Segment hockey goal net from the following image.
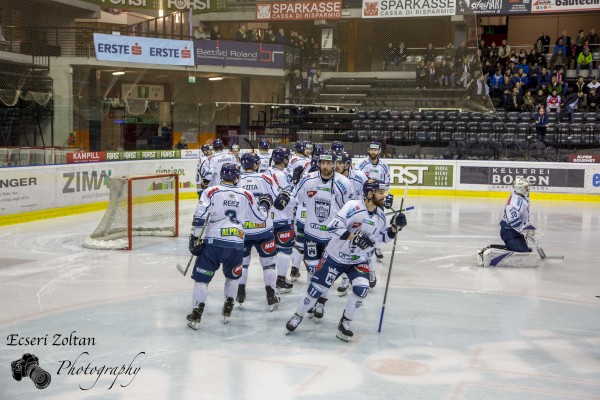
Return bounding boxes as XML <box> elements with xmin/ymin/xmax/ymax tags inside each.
<box><xmin>83</xmin><ymin>174</ymin><xmax>179</xmax><ymax>250</ymax></box>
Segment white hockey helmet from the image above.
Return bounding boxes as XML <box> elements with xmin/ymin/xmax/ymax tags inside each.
<box><xmin>513</xmin><ymin>177</ymin><xmax>530</xmax><ymax>197</ymax></box>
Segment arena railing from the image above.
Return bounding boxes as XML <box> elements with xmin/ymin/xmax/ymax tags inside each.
<box><xmin>0</xmin><ymin>146</ymin><xmax>82</xmax><ymax>167</ymax></box>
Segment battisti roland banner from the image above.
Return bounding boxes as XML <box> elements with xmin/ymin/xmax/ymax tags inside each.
<box><xmin>362</xmin><ymin>0</ymin><xmax>456</xmax><ymax>17</ymax></box>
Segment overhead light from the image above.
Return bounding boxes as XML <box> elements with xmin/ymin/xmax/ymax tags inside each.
<box><xmin>208</xmin><ymin>76</ymin><xmax>223</xmax><ymax>81</ymax></box>
<box><xmin>112</xmin><ymin>71</ymin><xmax>125</xmax><ymax>76</ymax></box>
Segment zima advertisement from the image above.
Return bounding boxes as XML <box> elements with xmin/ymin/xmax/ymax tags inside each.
<box><xmin>362</xmin><ymin>0</ymin><xmax>456</xmax><ymax>17</ymax></box>
<box><xmin>256</xmin><ymin>0</ymin><xmax>343</xmax><ymax>20</ymax></box>
<box><xmin>93</xmin><ymin>34</ymin><xmax>194</xmax><ymax>66</ymax></box>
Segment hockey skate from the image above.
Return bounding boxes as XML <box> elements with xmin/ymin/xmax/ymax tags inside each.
<box><xmin>375</xmin><ymin>248</ymin><xmax>384</xmax><ymax>261</ymax></box>
<box><xmin>290</xmin><ymin>267</ymin><xmax>301</xmax><ymax>282</ymax></box>
<box><xmin>313</xmin><ymin>298</ymin><xmax>327</xmax><ymax>320</ymax></box>
<box><xmin>369</xmin><ymin>271</ymin><xmax>377</xmax><ymax>288</ymax></box>
<box><xmin>236</xmin><ymin>284</ymin><xmax>246</xmax><ymax>305</ymax></box>
<box><xmin>276</xmin><ymin>276</ymin><xmax>293</xmax><ymax>293</ymax></box>
<box><xmin>186</xmin><ymin>303</ymin><xmax>205</xmax><ymax>330</ymax></box>
<box><xmin>222</xmin><ymin>297</ymin><xmax>235</xmax><ymax>323</ymax></box>
<box><xmin>336</xmin><ymin>313</ymin><xmax>354</xmax><ymax>342</ymax></box>
<box><xmin>285</xmin><ymin>313</ymin><xmax>303</xmax><ymax>334</ymax></box>
<box><xmin>266</xmin><ymin>286</ymin><xmax>281</xmax><ymax>311</ymax></box>
<box><xmin>337</xmin><ymin>277</ymin><xmax>350</xmax><ymax>297</ymax></box>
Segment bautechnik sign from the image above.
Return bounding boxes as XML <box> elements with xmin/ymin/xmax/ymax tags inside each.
<box><xmin>82</xmin><ymin>0</ymin><xmax>228</xmax><ymax>13</ymax></box>
<box><xmin>194</xmin><ymin>40</ymin><xmax>285</xmax><ymax>69</ymax></box>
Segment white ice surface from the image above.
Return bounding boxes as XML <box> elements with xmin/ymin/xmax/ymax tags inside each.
<box><xmin>1</xmin><ymin>197</ymin><xmax>599</xmax><ymax>399</ymax></box>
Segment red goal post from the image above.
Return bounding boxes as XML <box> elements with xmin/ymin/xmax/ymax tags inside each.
<box><xmin>83</xmin><ymin>174</ymin><xmax>179</xmax><ymax>250</ymax></box>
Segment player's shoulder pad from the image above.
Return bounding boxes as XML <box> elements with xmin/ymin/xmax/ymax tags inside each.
<box><xmin>345</xmin><ymin>202</ymin><xmax>364</xmax><ymax>219</ymax></box>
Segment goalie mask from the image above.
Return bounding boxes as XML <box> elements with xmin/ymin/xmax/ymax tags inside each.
<box><xmin>513</xmin><ymin>177</ymin><xmax>530</xmax><ymax>197</ymax></box>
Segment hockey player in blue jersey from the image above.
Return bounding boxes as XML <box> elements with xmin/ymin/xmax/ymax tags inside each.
<box><xmin>357</xmin><ymin>141</ymin><xmax>391</xmax><ymax>286</ymax></box>
<box><xmin>275</xmin><ymin>149</ymin><xmax>352</xmax><ymax>320</ymax></box>
<box><xmin>267</xmin><ymin>147</ymin><xmax>297</xmax><ymax>293</ymax></box>
<box><xmin>187</xmin><ymin>163</ymin><xmax>272</xmax><ymax>329</ymax></box>
<box><xmin>258</xmin><ymin>138</ymin><xmax>271</xmax><ymax>173</ymax></box>
<box><xmin>195</xmin><ymin>143</ymin><xmax>213</xmax><ymax>198</ymax></box>
<box><xmin>285</xmin><ymin>179</ymin><xmax>407</xmax><ymax>341</ymax></box>
<box><xmin>237</xmin><ymin>152</ymin><xmax>281</xmax><ymax>311</ymax></box>
<box><xmin>203</xmin><ymin>138</ymin><xmax>239</xmax><ymax>187</ymax></box>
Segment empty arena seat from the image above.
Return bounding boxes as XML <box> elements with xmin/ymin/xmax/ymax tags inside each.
<box><xmin>547</xmin><ymin>112</ymin><xmax>558</xmax><ymax>121</ymax></box>
<box><xmin>379</xmin><ymin>109</ymin><xmax>391</xmax><ymax>119</ymax></box>
<box><xmin>411</xmin><ymin>111</ymin><xmax>424</xmax><ymax>120</ymax></box>
<box><xmin>520</xmin><ymin>112</ymin><xmax>533</xmax><ymax>121</ymax></box>
<box><xmin>435</xmin><ymin>110</ymin><xmax>447</xmax><ymax>120</ymax></box>
<box><xmin>367</xmin><ymin>110</ymin><xmax>379</xmax><ymax>119</ymax></box>
<box><xmin>495</xmin><ymin>111</ymin><xmax>507</xmax><ymax>120</ymax></box>
<box><xmin>459</xmin><ymin>111</ymin><xmax>471</xmax><ymax>121</ymax></box>
<box><xmin>352</xmin><ymin>119</ymin><xmax>362</xmax><ymax>128</ymax></box>
<box><xmin>401</xmin><ymin>110</ymin><xmax>412</xmax><ymax>120</ymax></box>
<box><xmin>440</xmin><ymin>131</ymin><xmax>452</xmax><ymax>141</ymax></box>
<box><xmin>470</xmin><ymin>112</ymin><xmax>483</xmax><ymax>120</ymax></box>
<box><xmin>356</xmin><ymin>110</ymin><xmax>367</xmax><ymax>119</ymax></box>
<box><xmin>447</xmin><ymin>110</ymin><xmax>459</xmax><ymax>120</ymax></box>
<box><xmin>390</xmin><ymin>110</ymin><xmax>401</xmax><ymax>120</ymax></box>
<box><xmin>584</xmin><ymin>112</ymin><xmax>598</xmax><ymax>122</ymax></box>
<box><xmin>416</xmin><ymin>131</ymin><xmax>428</xmax><ymax>141</ymax></box>
<box><xmin>572</xmin><ymin>112</ymin><xmax>584</xmax><ymax>123</ymax></box>
<box><xmin>506</xmin><ymin>112</ymin><xmax>520</xmax><ymax>121</ymax></box>
<box><xmin>423</xmin><ymin>110</ymin><xmax>436</xmax><ymax>120</ymax></box>
<box><xmin>505</xmin><ymin>122</ymin><xmax>518</xmax><ymax>133</ymax></box>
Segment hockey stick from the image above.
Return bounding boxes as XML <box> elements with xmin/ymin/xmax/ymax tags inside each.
<box><xmin>176</xmin><ymin>204</ymin><xmax>214</xmax><ymax>276</ymax></box>
<box><xmin>378</xmin><ymin>183</ymin><xmax>408</xmax><ymax>333</ymax></box>
<box><xmin>242</xmin><ymin>137</ymin><xmax>255</xmax><ymax>153</ymax></box>
<box><xmin>526</xmin><ymin>235</ymin><xmax>564</xmax><ymax>260</ymax></box>
<box><xmin>385</xmin><ymin>206</ymin><xmax>415</xmax><ymax>215</ymax></box>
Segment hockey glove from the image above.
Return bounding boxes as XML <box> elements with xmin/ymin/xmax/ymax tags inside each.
<box><xmin>258</xmin><ymin>194</ymin><xmax>273</xmax><ymax>212</ymax></box>
<box><xmin>292</xmin><ymin>166</ymin><xmax>304</xmax><ymax>185</ymax></box>
<box><xmin>274</xmin><ymin>191</ymin><xmax>291</xmax><ymax>211</ymax></box>
<box><xmin>522</xmin><ymin>224</ymin><xmax>536</xmax><ymax>238</ymax></box>
<box><xmin>351</xmin><ymin>231</ymin><xmax>375</xmax><ymax>250</ymax></box>
<box><xmin>391</xmin><ymin>212</ymin><xmax>407</xmax><ymax>231</ymax></box>
<box><xmin>201</xmin><ymin>179</ymin><xmax>210</xmax><ymax>189</ymax></box>
<box><xmin>384</xmin><ymin>194</ymin><xmax>394</xmax><ymax>209</ymax></box>
<box><xmin>189</xmin><ymin>234</ymin><xmax>204</xmax><ymax>256</ymax></box>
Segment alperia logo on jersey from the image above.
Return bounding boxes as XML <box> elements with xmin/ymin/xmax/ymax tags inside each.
<box><xmin>221</xmin><ymin>227</ymin><xmax>244</xmax><ymax>239</ymax></box>
<box><xmin>243</xmin><ymin>221</ymin><xmax>267</xmax><ymax>229</ymax></box>
<box><xmin>194</xmin><ymin>267</ymin><xmax>214</xmax><ymax>276</ymax></box>
<box><xmin>362</xmin><ymin>219</ymin><xmax>375</xmax><ymax>226</ymax></box>
<box><xmin>338</xmin><ymin>252</ymin><xmax>360</xmax><ymax>261</ymax></box>
<box><xmin>310</xmin><ymin>223</ymin><xmax>329</xmax><ymax>231</ymax></box>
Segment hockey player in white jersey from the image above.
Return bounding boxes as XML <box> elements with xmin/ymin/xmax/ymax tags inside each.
<box><xmin>477</xmin><ymin>177</ymin><xmax>539</xmax><ymax>267</ymax></box>
<box><xmin>287</xmin><ymin>140</ymin><xmax>313</xmax><ymax>282</ymax></box>
<box><xmin>237</xmin><ymin>152</ymin><xmax>281</xmax><ymax>311</ymax></box>
<box><xmin>268</xmin><ymin>147</ymin><xmax>298</xmax><ymax>293</ymax></box>
<box><xmin>195</xmin><ymin>144</ymin><xmax>213</xmax><ymax>198</ymax></box>
<box><xmin>229</xmin><ymin>143</ymin><xmax>241</xmax><ymax>164</ymax></box>
<box><xmin>203</xmin><ymin>138</ymin><xmax>239</xmax><ymax>188</ymax></box>
<box><xmin>357</xmin><ymin>141</ymin><xmax>391</xmax><ymax>286</ymax></box>
<box><xmin>257</xmin><ymin>138</ymin><xmax>272</xmax><ymax>173</ymax></box>
<box><xmin>186</xmin><ymin>163</ymin><xmax>272</xmax><ymax>329</ymax></box>
<box><xmin>275</xmin><ymin>149</ymin><xmax>352</xmax><ymax>320</ymax></box>
<box><xmin>285</xmin><ymin>179</ymin><xmax>407</xmax><ymax>341</ymax></box>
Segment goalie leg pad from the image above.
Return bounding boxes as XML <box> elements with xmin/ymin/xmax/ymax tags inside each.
<box><xmin>482</xmin><ymin>248</ymin><xmax>541</xmax><ymax>268</ymax></box>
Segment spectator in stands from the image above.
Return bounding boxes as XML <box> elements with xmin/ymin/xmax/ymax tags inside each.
<box><xmin>575</xmin><ymin>30</ymin><xmax>587</xmax><ymax>58</ymax></box>
<box><xmin>289</xmin><ymin>69</ymin><xmax>305</xmax><ymax>100</ymax></box>
<box><xmin>586</xmin><ymin>28</ymin><xmax>597</xmax><ymax>48</ymax></box>
<box><xmin>439</xmin><ymin>59</ymin><xmax>453</xmax><ymax>87</ymax></box>
<box><xmin>513</xmin><ymin>68</ymin><xmax>529</xmax><ymax>88</ymax></box>
<box><xmin>490</xmin><ymin>68</ymin><xmax>504</xmax><ymax>96</ymax></box>
<box><xmin>546</xmin><ymin>90</ymin><xmax>561</xmax><ymax>113</ymax></box>
<box><xmin>521</xmin><ymin>90</ymin><xmax>535</xmax><ymax>111</ymax></box>
<box><xmin>444</xmin><ymin>42</ymin><xmax>456</xmax><ymax>61</ymax></box>
<box><xmin>174</xmin><ymin>137</ymin><xmax>188</xmax><ymax>150</ymax></box>
<box><xmin>396</xmin><ymin>42</ymin><xmax>408</xmax><ymax>66</ymax></box>
<box><xmin>455</xmin><ymin>41</ymin><xmax>468</xmax><ymax>64</ymax></box>
<box><xmin>587</xmin><ymin>88</ymin><xmax>599</xmax><ymax>111</ymax></box>
<box><xmin>577</xmin><ymin>48</ymin><xmax>594</xmax><ymax>76</ymax></box>
<box><xmin>466</xmin><ymin>73</ymin><xmax>489</xmax><ymax>103</ymax></box>
<box><xmin>559</xmin><ymin>91</ymin><xmax>585</xmax><ymax>122</ymax></box>
<box><xmin>482</xmin><ymin>59</ymin><xmax>493</xmax><ymax>78</ymax></box>
<box><xmin>194</xmin><ymin>27</ymin><xmax>207</xmax><ymax>40</ymax></box>
<box><xmin>538</xmin><ymin>32</ymin><xmax>551</xmax><ymax>53</ymax></box>
<box><xmin>550</xmin><ymin>48</ymin><xmax>567</xmax><ymax>71</ymax></box>
<box><xmin>534</xmin><ymin>88</ymin><xmax>547</xmax><ymax>109</ymax></box>
<box><xmin>448</xmin><ymin>60</ymin><xmax>458</xmax><ymax>88</ymax></box>
<box><xmin>235</xmin><ymin>24</ymin><xmax>247</xmax><ymax>41</ymax></box>
<box><xmin>574</xmin><ymin>76</ymin><xmax>589</xmax><ymax>95</ymax></box>
<box><xmin>588</xmin><ymin>76</ymin><xmax>600</xmax><ymax>92</ymax></box>
<box><xmin>533</xmin><ymin>39</ymin><xmax>545</xmax><ymax>55</ymax></box>
<box><xmin>427</xmin><ymin>61</ymin><xmax>438</xmax><ymax>87</ymax></box>
<box><xmin>529</xmin><ymin>60</ymin><xmax>540</xmax><ymax>88</ymax></box>
<box><xmin>517</xmin><ymin>58</ymin><xmax>529</xmax><ymax>75</ymax></box>
<box><xmin>416</xmin><ymin>60</ymin><xmax>428</xmax><ymax>89</ymax></box>
<box><xmin>534</xmin><ymin>106</ymin><xmax>549</xmax><ymax>142</ymax></box>
<box><xmin>504</xmin><ymin>86</ymin><xmax>522</xmax><ymax>111</ymax></box>
<box><xmin>553</xmin><ymin>38</ymin><xmax>567</xmax><ymax>56</ymax></box>
<box><xmin>555</xmin><ymin>67</ymin><xmax>569</xmax><ymax>93</ymax></box>
<box><xmin>210</xmin><ymin>25</ymin><xmax>223</xmax><ymax>40</ymax></box>
<box><xmin>537</xmin><ymin>66</ymin><xmax>551</xmax><ymax>90</ymax></box>
<box><xmin>264</xmin><ymin>29</ymin><xmax>276</xmax><ymax>43</ymax></box>
<box><xmin>498</xmin><ymin>39</ymin><xmax>511</xmax><ymax>64</ymax></box>
<box><xmin>489</xmin><ymin>41</ymin><xmax>499</xmax><ymax>57</ymax></box>
<box><xmin>276</xmin><ymin>28</ymin><xmax>286</xmax><ymax>44</ymax></box>
<box><xmin>424</xmin><ymin>43</ymin><xmax>436</xmax><ymax>63</ymax></box>
<box><xmin>499</xmin><ymin>76</ymin><xmax>514</xmax><ymax>107</ymax></box>
<box><xmin>458</xmin><ymin>57</ymin><xmax>471</xmax><ymax>88</ymax></box>
<box><xmin>383</xmin><ymin>42</ymin><xmax>397</xmax><ymax>71</ymax></box>
<box><xmin>527</xmin><ymin>49</ymin><xmax>538</xmax><ymax>65</ymax></box>
<box><xmin>548</xmin><ymin>75</ymin><xmax>564</xmax><ymax>95</ymax></box>
<box><xmin>308</xmin><ymin>68</ymin><xmax>323</xmax><ymax>94</ymax></box>
<box><xmin>479</xmin><ymin>39</ymin><xmax>488</xmax><ymax>56</ymax></box>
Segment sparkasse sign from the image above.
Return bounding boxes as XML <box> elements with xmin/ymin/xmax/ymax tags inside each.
<box><xmin>256</xmin><ymin>0</ymin><xmax>342</xmax><ymax>20</ymax></box>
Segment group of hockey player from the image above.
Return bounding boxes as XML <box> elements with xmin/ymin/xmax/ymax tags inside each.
<box><xmin>187</xmin><ymin>137</ymin><xmax>407</xmax><ymax>341</ymax></box>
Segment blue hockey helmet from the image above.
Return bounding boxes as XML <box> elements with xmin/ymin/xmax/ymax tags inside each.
<box><xmin>363</xmin><ymin>178</ymin><xmax>389</xmax><ymax>198</ymax></box>
<box><xmin>240</xmin><ymin>152</ymin><xmax>259</xmax><ymax>170</ymax></box>
<box><xmin>312</xmin><ymin>143</ymin><xmax>324</xmax><ymax>157</ymax></box>
<box><xmin>330</xmin><ymin>141</ymin><xmax>344</xmax><ymax>155</ymax></box>
<box><xmin>369</xmin><ymin>141</ymin><xmax>381</xmax><ymax>151</ymax></box>
<box><xmin>220</xmin><ymin>163</ymin><xmax>241</xmax><ymax>183</ymax></box>
<box><xmin>201</xmin><ymin>144</ymin><xmax>213</xmax><ymax>154</ymax></box>
<box><xmin>258</xmin><ymin>138</ymin><xmax>270</xmax><ymax>150</ymax></box>
<box><xmin>213</xmin><ymin>138</ymin><xmax>224</xmax><ymax>150</ymax></box>
<box><xmin>294</xmin><ymin>140</ymin><xmax>305</xmax><ymax>153</ymax></box>
<box><xmin>271</xmin><ymin>147</ymin><xmax>289</xmax><ymax>164</ymax></box>
<box><xmin>338</xmin><ymin>151</ymin><xmax>352</xmax><ymax>165</ymax></box>
<box><xmin>319</xmin><ymin>149</ymin><xmax>338</xmax><ymax>163</ymax></box>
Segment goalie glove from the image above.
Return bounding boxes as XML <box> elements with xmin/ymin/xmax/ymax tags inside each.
<box><xmin>188</xmin><ymin>234</ymin><xmax>204</xmax><ymax>256</ymax></box>
<box><xmin>391</xmin><ymin>212</ymin><xmax>407</xmax><ymax>231</ymax></box>
<box><xmin>258</xmin><ymin>194</ymin><xmax>273</xmax><ymax>212</ymax></box>
<box><xmin>292</xmin><ymin>166</ymin><xmax>304</xmax><ymax>185</ymax></box>
<box><xmin>522</xmin><ymin>224</ymin><xmax>536</xmax><ymax>238</ymax></box>
<box><xmin>351</xmin><ymin>231</ymin><xmax>375</xmax><ymax>250</ymax></box>
<box><xmin>274</xmin><ymin>191</ymin><xmax>291</xmax><ymax>211</ymax></box>
<box><xmin>384</xmin><ymin>194</ymin><xmax>394</xmax><ymax>209</ymax></box>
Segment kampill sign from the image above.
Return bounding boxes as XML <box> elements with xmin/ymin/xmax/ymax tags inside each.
<box><xmin>194</xmin><ymin>40</ymin><xmax>284</xmax><ymax>68</ymax></box>
<box><xmin>256</xmin><ymin>0</ymin><xmax>343</xmax><ymax>20</ymax></box>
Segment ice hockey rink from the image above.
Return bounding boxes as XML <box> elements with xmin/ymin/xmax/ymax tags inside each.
<box><xmin>1</xmin><ymin>196</ymin><xmax>599</xmax><ymax>400</ymax></box>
